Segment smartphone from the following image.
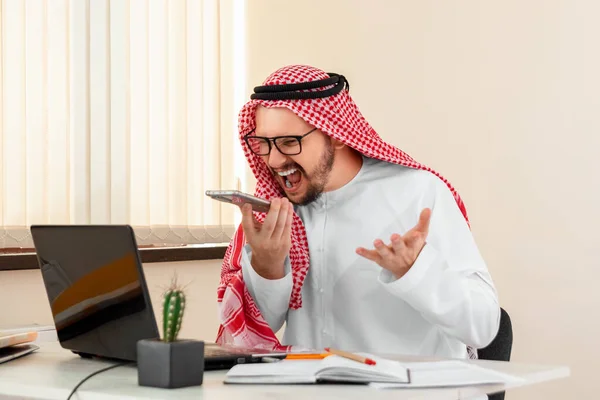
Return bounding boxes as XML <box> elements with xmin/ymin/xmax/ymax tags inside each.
<box><xmin>205</xmin><ymin>190</ymin><xmax>271</xmax><ymax>213</ymax></box>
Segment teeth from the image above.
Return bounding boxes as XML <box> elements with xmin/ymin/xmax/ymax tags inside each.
<box><xmin>285</xmin><ymin>180</ymin><xmax>292</xmax><ymax>188</ymax></box>
<box><xmin>277</xmin><ymin>168</ymin><xmax>297</xmax><ymax>177</ymax></box>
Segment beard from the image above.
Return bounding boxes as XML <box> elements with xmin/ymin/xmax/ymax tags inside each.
<box><xmin>290</xmin><ymin>140</ymin><xmax>335</xmax><ymax>206</ymax></box>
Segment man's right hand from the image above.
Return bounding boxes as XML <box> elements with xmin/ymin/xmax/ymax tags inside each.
<box><xmin>240</xmin><ymin>197</ymin><xmax>293</xmax><ymax>280</ymax></box>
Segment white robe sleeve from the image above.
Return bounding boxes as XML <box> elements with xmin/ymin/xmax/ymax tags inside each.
<box><xmin>378</xmin><ymin>176</ymin><xmax>501</xmax><ymax>349</ymax></box>
<box><xmin>240</xmin><ymin>244</ymin><xmax>293</xmax><ymax>333</ymax></box>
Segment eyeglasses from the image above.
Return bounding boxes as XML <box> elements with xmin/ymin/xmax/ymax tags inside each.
<box><xmin>244</xmin><ymin>128</ymin><xmax>317</xmax><ymax>156</ymax></box>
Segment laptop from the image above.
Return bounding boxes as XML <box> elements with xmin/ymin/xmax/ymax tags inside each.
<box><xmin>30</xmin><ymin>225</ymin><xmax>280</xmax><ymax>370</ymax></box>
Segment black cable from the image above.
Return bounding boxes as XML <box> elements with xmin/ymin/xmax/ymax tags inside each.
<box><xmin>66</xmin><ymin>361</ymin><xmax>134</xmax><ymax>400</ymax></box>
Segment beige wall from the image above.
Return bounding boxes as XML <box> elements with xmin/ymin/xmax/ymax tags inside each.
<box><xmin>0</xmin><ymin>260</ymin><xmax>223</xmax><ymax>343</ymax></box>
<box><xmin>245</xmin><ymin>0</ymin><xmax>599</xmax><ymax>398</ymax></box>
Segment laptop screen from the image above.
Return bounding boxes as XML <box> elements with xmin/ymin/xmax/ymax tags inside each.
<box><xmin>31</xmin><ymin>225</ymin><xmax>159</xmax><ymax>361</ymax></box>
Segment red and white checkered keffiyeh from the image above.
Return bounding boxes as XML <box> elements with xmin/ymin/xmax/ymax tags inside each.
<box><xmin>216</xmin><ymin>65</ymin><xmax>476</xmax><ymax>358</ymax></box>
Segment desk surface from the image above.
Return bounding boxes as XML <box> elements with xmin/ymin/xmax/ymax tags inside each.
<box><xmin>0</xmin><ymin>342</ymin><xmax>569</xmax><ymax>400</ymax></box>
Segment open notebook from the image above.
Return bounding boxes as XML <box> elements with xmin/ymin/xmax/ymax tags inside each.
<box><xmin>0</xmin><ymin>332</ymin><xmax>38</xmax><ymax>350</ymax></box>
<box><xmin>0</xmin><ymin>332</ymin><xmax>39</xmax><ymax>365</ymax></box>
<box><xmin>225</xmin><ymin>354</ymin><xmax>523</xmax><ymax>387</ymax></box>
<box><xmin>225</xmin><ymin>354</ymin><xmax>410</xmax><ymax>384</ymax></box>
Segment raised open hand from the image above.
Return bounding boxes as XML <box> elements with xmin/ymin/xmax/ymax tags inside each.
<box><xmin>356</xmin><ymin>208</ymin><xmax>432</xmax><ymax>279</ymax></box>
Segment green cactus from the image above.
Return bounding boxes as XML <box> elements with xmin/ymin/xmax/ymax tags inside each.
<box><xmin>162</xmin><ymin>278</ymin><xmax>186</xmax><ymax>342</ymax></box>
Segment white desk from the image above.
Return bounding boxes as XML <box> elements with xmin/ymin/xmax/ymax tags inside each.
<box><xmin>0</xmin><ymin>342</ymin><xmax>569</xmax><ymax>400</ymax></box>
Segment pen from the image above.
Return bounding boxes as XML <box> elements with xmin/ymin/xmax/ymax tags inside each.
<box><xmin>324</xmin><ymin>347</ymin><xmax>377</xmax><ymax>366</ymax></box>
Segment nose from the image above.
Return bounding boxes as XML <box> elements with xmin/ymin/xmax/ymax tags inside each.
<box><xmin>266</xmin><ymin>146</ymin><xmax>288</xmax><ymax>169</ymax></box>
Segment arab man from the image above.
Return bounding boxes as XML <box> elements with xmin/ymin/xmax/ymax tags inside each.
<box><xmin>216</xmin><ymin>65</ymin><xmax>500</xmax><ymax>360</ymax></box>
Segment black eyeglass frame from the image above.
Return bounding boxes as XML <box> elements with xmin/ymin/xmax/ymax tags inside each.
<box><xmin>243</xmin><ymin>127</ymin><xmax>317</xmax><ymax>156</ymax></box>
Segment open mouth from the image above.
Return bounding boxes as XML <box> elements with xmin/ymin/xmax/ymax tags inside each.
<box><xmin>277</xmin><ymin>167</ymin><xmax>303</xmax><ymax>192</ymax></box>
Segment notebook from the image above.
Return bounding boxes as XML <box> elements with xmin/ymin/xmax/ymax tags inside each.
<box><xmin>0</xmin><ymin>332</ymin><xmax>40</xmax><ymax>364</ymax></box>
<box><xmin>0</xmin><ymin>324</ymin><xmax>57</xmax><ymax>343</ymax></box>
<box><xmin>369</xmin><ymin>360</ymin><xmax>524</xmax><ymax>389</ymax></box>
<box><xmin>0</xmin><ymin>344</ymin><xmax>39</xmax><ymax>364</ymax></box>
<box><xmin>224</xmin><ymin>354</ymin><xmax>411</xmax><ymax>384</ymax></box>
<box><xmin>0</xmin><ymin>332</ymin><xmax>38</xmax><ymax>350</ymax></box>
<box><xmin>225</xmin><ymin>354</ymin><xmax>523</xmax><ymax>388</ymax></box>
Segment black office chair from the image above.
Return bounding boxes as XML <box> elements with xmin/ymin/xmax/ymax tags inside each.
<box><xmin>477</xmin><ymin>307</ymin><xmax>513</xmax><ymax>400</ymax></box>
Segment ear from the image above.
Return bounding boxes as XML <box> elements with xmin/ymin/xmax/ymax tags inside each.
<box><xmin>330</xmin><ymin>137</ymin><xmax>346</xmax><ymax>150</ymax></box>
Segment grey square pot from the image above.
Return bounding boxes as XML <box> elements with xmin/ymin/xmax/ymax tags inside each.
<box><xmin>137</xmin><ymin>338</ymin><xmax>204</xmax><ymax>388</ymax></box>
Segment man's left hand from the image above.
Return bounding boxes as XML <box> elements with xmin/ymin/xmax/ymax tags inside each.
<box><xmin>356</xmin><ymin>208</ymin><xmax>432</xmax><ymax>279</ymax></box>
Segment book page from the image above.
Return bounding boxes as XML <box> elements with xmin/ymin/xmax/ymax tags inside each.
<box><xmin>369</xmin><ymin>361</ymin><xmax>524</xmax><ymax>389</ymax></box>
<box><xmin>225</xmin><ymin>359</ymin><xmax>323</xmax><ymax>383</ymax></box>
<box><xmin>318</xmin><ymin>354</ymin><xmax>410</xmax><ymax>382</ymax></box>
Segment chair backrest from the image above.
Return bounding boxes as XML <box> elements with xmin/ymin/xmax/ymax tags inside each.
<box><xmin>478</xmin><ymin>307</ymin><xmax>513</xmax><ymax>362</ymax></box>
<box><xmin>477</xmin><ymin>307</ymin><xmax>513</xmax><ymax>400</ymax></box>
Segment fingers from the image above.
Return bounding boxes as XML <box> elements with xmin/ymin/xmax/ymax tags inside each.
<box><xmin>356</xmin><ymin>208</ymin><xmax>431</xmax><ymax>272</ymax></box>
<box><xmin>414</xmin><ymin>208</ymin><xmax>432</xmax><ymax>234</ymax></box>
<box><xmin>357</xmin><ymin>236</ymin><xmax>403</xmax><ymax>264</ymax></box>
<box><xmin>355</xmin><ymin>247</ymin><xmax>382</xmax><ymax>264</ymax></box>
<box><xmin>390</xmin><ymin>233</ymin><xmax>406</xmax><ymax>254</ymax></box>
<box><xmin>373</xmin><ymin>239</ymin><xmax>395</xmax><ymax>264</ymax></box>
<box><xmin>282</xmin><ymin>205</ymin><xmax>293</xmax><ymax>240</ymax></box>
<box><xmin>240</xmin><ymin>204</ymin><xmax>256</xmax><ymax>237</ymax></box>
<box><xmin>241</xmin><ymin>197</ymin><xmax>295</xmax><ymax>242</ymax></box>
<box><xmin>261</xmin><ymin>198</ymin><xmax>282</xmax><ymax>236</ymax></box>
<box><xmin>271</xmin><ymin>198</ymin><xmax>290</xmax><ymax>239</ymax></box>
<box><xmin>357</xmin><ymin>239</ymin><xmax>393</xmax><ymax>265</ymax></box>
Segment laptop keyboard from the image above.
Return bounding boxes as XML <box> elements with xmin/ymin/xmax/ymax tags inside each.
<box><xmin>204</xmin><ymin>344</ymin><xmax>258</xmax><ymax>357</ymax></box>
<box><xmin>205</xmin><ymin>347</ymin><xmax>244</xmax><ymax>356</ymax></box>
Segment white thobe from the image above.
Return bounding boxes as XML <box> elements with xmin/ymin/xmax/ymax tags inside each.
<box><xmin>241</xmin><ymin>155</ymin><xmax>500</xmax><ymax>359</ymax></box>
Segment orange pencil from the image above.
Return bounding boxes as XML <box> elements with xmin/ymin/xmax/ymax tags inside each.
<box><xmin>285</xmin><ymin>353</ymin><xmax>331</xmax><ymax>360</ymax></box>
<box><xmin>324</xmin><ymin>347</ymin><xmax>377</xmax><ymax>366</ymax></box>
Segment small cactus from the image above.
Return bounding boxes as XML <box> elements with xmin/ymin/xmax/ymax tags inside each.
<box><xmin>162</xmin><ymin>276</ymin><xmax>186</xmax><ymax>342</ymax></box>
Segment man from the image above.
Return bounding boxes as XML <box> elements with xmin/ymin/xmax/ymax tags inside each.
<box><xmin>217</xmin><ymin>65</ymin><xmax>500</xmax><ymax>360</ymax></box>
